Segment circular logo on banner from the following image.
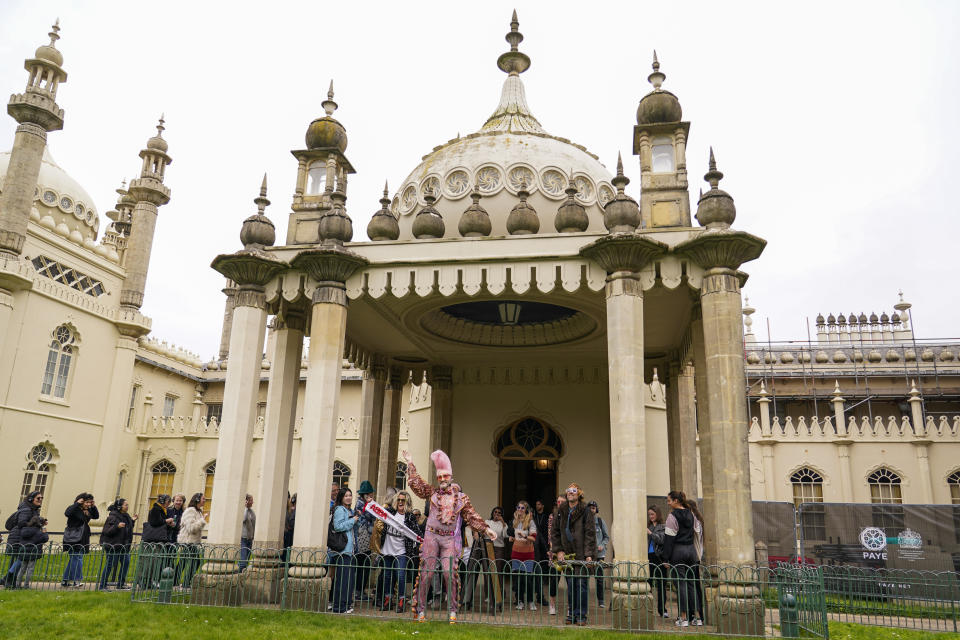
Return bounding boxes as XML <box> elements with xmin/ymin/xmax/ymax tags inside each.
<box><xmin>859</xmin><ymin>527</ymin><xmax>887</xmax><ymax>552</ymax></box>
<box><xmin>898</xmin><ymin>529</ymin><xmax>923</xmax><ymax>549</ymax></box>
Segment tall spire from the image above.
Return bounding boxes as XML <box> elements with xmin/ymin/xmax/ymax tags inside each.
<box><xmin>483</xmin><ymin>10</ymin><xmax>544</xmax><ymax>133</ymax></box>
<box><xmin>322</xmin><ymin>79</ymin><xmax>338</xmax><ymax>117</ymax></box>
<box><xmin>648</xmin><ymin>50</ymin><xmax>665</xmax><ymax>90</ymax></box>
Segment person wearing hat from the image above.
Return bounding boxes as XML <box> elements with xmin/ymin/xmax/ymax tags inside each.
<box><xmin>587</xmin><ymin>501</ymin><xmax>610</xmax><ymax>608</ymax></box>
<box><xmin>353</xmin><ymin>480</ymin><xmax>376</xmax><ymax>602</ymax></box>
<box><xmin>401</xmin><ymin>449</ymin><xmax>497</xmax><ymax>624</ymax></box>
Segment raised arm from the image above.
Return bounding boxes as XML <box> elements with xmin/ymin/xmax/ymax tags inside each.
<box><xmin>405</xmin><ymin>461</ymin><xmax>435</xmax><ymax>501</ymax></box>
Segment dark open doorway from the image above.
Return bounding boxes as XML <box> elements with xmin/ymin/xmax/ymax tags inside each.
<box><xmin>495</xmin><ymin>417</ymin><xmax>563</xmax><ymax>513</ymax></box>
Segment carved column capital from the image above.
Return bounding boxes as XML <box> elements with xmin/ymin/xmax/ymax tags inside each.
<box><xmin>675</xmin><ymin>229</ymin><xmax>766</xmax><ymax>272</ymax></box>
<box><xmin>290</xmin><ymin>245</ymin><xmax>368</xmax><ymax>285</ymax></box>
<box><xmin>275</xmin><ymin>305</ymin><xmax>307</xmax><ymax>332</ymax></box>
<box><xmin>388</xmin><ymin>365</ymin><xmax>406</xmax><ymax>390</ymax></box>
<box><xmin>428</xmin><ymin>365</ymin><xmax>453</xmax><ymax>390</ymax></box>
<box><xmin>234</xmin><ymin>286</ymin><xmax>267</xmax><ymax>310</ymax></box>
<box><xmin>580</xmin><ymin>233</ymin><xmax>667</xmax><ymax>275</ymax></box>
<box><xmin>311</xmin><ymin>282</ymin><xmax>347</xmax><ymax>307</ymax></box>
<box><xmin>211</xmin><ymin>249</ymin><xmax>288</xmax><ymax>288</ymax></box>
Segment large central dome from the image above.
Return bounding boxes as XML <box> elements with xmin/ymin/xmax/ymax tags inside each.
<box><xmin>391</xmin><ymin>15</ymin><xmax>613</xmax><ymax>241</ymax></box>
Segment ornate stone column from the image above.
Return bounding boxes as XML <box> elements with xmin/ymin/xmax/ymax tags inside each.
<box><xmin>290</xmin><ymin>247</ymin><xmax>367</xmax><ymax>549</ymax></box>
<box><xmin>666</xmin><ymin>360</ymin><xmax>699</xmax><ymax>498</ymax></box>
<box><xmin>581</xmin><ymin>234</ymin><xmax>666</xmax><ymax>610</ymax></box>
<box><xmin>376</xmin><ymin>366</ymin><xmax>405</xmax><ymax>503</ymax></box>
<box><xmin>690</xmin><ymin>307</ymin><xmax>716</xmax><ymax>556</ymax></box>
<box><xmin>356</xmin><ymin>355</ymin><xmax>387</xmax><ymax>488</ymax></box>
<box><xmin>218</xmin><ymin>279</ymin><xmax>238</xmax><ymax>361</ymax></box>
<box><xmin>206</xmin><ymin>249</ymin><xmax>287</xmax><ymax>545</ymax></box>
<box><xmin>255</xmin><ymin>309</ymin><xmax>305</xmax><ymax>549</ymax></box>
<box><xmin>427</xmin><ymin>365</ymin><xmax>453</xmax><ymax>475</ymax></box>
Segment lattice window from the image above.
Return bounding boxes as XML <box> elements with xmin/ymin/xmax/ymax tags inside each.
<box><xmin>333</xmin><ymin>460</ymin><xmax>351</xmax><ymax>489</ymax></box>
<box><xmin>20</xmin><ymin>445</ymin><xmax>52</xmax><ymax>503</ymax></box>
<box><xmin>949</xmin><ymin>471</ymin><xmax>960</xmax><ymax>505</ymax></box>
<box><xmin>790</xmin><ymin>468</ymin><xmax>824</xmax><ymax>506</ymax></box>
<box><xmin>495</xmin><ymin>418</ymin><xmax>563</xmax><ymax>460</ymax></box>
<box><xmin>31</xmin><ymin>255</ymin><xmax>105</xmax><ymax>297</ymax></box>
<box><xmin>125</xmin><ymin>385</ymin><xmax>139</xmax><ymax>431</ymax></box>
<box><xmin>203</xmin><ymin>461</ymin><xmax>216</xmax><ymax>522</ymax></box>
<box><xmin>868</xmin><ymin>468</ymin><xmax>903</xmax><ymax>504</ymax></box>
<box><xmin>395</xmin><ymin>461</ymin><xmax>408</xmax><ymax>491</ymax></box>
<box><xmin>149</xmin><ymin>460</ymin><xmax>176</xmax><ymax>507</ymax></box>
<box><xmin>205</xmin><ymin>403</ymin><xmax>223</xmax><ymax>423</ymax></box>
<box><xmin>40</xmin><ymin>325</ymin><xmax>76</xmax><ymax>399</ymax></box>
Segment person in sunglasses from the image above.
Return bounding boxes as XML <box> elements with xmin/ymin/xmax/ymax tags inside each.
<box><xmin>509</xmin><ymin>500</ymin><xmax>538</xmax><ymax>611</ymax></box>
<box><xmin>549</xmin><ymin>483</ymin><xmax>596</xmax><ymax>626</ymax></box>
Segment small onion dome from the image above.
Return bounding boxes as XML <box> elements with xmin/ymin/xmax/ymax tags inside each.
<box><xmin>147</xmin><ymin>115</ymin><xmax>168</xmax><ymax>153</ymax></box>
<box><xmin>240</xmin><ymin>174</ymin><xmax>276</xmax><ymax>249</ymax></box>
<box><xmin>506</xmin><ymin>180</ymin><xmax>539</xmax><ymax>235</ymax></box>
<box><xmin>412</xmin><ymin>190</ymin><xmax>445</xmax><ymax>239</ymax></box>
<box><xmin>880</xmin><ymin>312</ymin><xmax>890</xmax><ymax>324</ymax></box>
<box><xmin>695</xmin><ymin>148</ymin><xmax>736</xmax><ymax>230</ymax></box>
<box><xmin>458</xmin><ymin>185</ymin><xmax>491</xmax><ymax>237</ymax></box>
<box><xmin>816</xmin><ymin>313</ymin><xmax>825</xmax><ymax>325</ymax></box>
<box><xmin>848</xmin><ymin>313</ymin><xmax>858</xmax><ymax>324</ymax></box>
<box><xmin>367</xmin><ymin>181</ymin><xmax>400</xmax><ymax>241</ymax></box>
<box><xmin>891</xmin><ymin>312</ymin><xmax>901</xmax><ymax>324</ymax></box>
<box><xmin>603</xmin><ymin>153</ymin><xmax>641</xmax><ymax>233</ymax></box>
<box><xmin>34</xmin><ymin>22</ymin><xmax>63</xmax><ymax>67</ymax></box>
<box><xmin>636</xmin><ymin>51</ymin><xmax>682</xmax><ymax>125</ymax></box>
<box><xmin>869</xmin><ymin>312</ymin><xmax>879</xmax><ymax>323</ymax></box>
<box><xmin>837</xmin><ymin>314</ymin><xmax>847</xmax><ymax>325</ymax></box>
<box><xmin>318</xmin><ymin>189</ymin><xmax>353</xmax><ymax>243</ymax></box>
<box><xmin>827</xmin><ymin>313</ymin><xmax>836</xmax><ymax>324</ymax></box>
<box><xmin>554</xmin><ymin>173</ymin><xmax>588</xmax><ymax>233</ymax></box>
<box><xmin>306</xmin><ymin>80</ymin><xmax>347</xmax><ymax>152</ymax></box>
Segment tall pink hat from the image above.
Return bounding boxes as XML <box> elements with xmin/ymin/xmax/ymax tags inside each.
<box><xmin>430</xmin><ymin>449</ymin><xmax>452</xmax><ymax>477</ymax></box>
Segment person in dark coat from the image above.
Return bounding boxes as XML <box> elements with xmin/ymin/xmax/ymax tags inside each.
<box><xmin>61</xmin><ymin>492</ymin><xmax>99</xmax><ymax>587</ymax></box>
<box><xmin>137</xmin><ymin>495</ymin><xmax>175</xmax><ymax>588</ymax></box>
<box><xmin>4</xmin><ymin>491</ymin><xmax>43</xmax><ymax>588</ymax></box>
<box><xmin>549</xmin><ymin>483</ymin><xmax>597</xmax><ymax>626</ymax></box>
<box><xmin>98</xmin><ymin>498</ymin><xmax>136</xmax><ymax>590</ymax></box>
<box><xmin>532</xmin><ymin>499</ymin><xmax>551</xmax><ymax>606</ymax></box>
<box><xmin>14</xmin><ymin>515</ymin><xmax>49</xmax><ymax>588</ymax></box>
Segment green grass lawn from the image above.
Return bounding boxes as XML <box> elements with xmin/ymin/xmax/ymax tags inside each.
<box><xmin>0</xmin><ymin>590</ymin><xmax>958</xmax><ymax>640</ymax></box>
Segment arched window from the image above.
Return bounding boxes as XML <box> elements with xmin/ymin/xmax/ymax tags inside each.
<box><xmin>651</xmin><ymin>135</ymin><xmax>675</xmax><ymax>173</ymax></box>
<box><xmin>868</xmin><ymin>468</ymin><xmax>903</xmax><ymax>504</ymax></box>
<box><xmin>949</xmin><ymin>471</ymin><xmax>960</xmax><ymax>505</ymax></box>
<box><xmin>307</xmin><ymin>162</ymin><xmax>327</xmax><ymax>195</ymax></box>
<box><xmin>495</xmin><ymin>418</ymin><xmax>563</xmax><ymax>460</ymax></box>
<box><xmin>790</xmin><ymin>468</ymin><xmax>824</xmax><ymax>506</ymax></box>
<box><xmin>20</xmin><ymin>444</ymin><xmax>53</xmax><ymax>503</ymax></box>
<box><xmin>203</xmin><ymin>462</ymin><xmax>216</xmax><ymax>522</ymax></box>
<box><xmin>149</xmin><ymin>460</ymin><xmax>177</xmax><ymax>507</ymax></box>
<box><xmin>40</xmin><ymin>325</ymin><xmax>76</xmax><ymax>398</ymax></box>
<box><xmin>332</xmin><ymin>460</ymin><xmax>351</xmax><ymax>489</ymax></box>
<box><xmin>395</xmin><ymin>461</ymin><xmax>408</xmax><ymax>491</ymax></box>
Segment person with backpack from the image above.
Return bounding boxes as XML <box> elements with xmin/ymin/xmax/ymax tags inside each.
<box><xmin>329</xmin><ymin>487</ymin><xmax>359</xmax><ymax>614</ymax></box>
<box><xmin>588</xmin><ymin>501</ymin><xmax>610</xmax><ymax>608</ymax></box>
<box><xmin>14</xmin><ymin>514</ymin><xmax>49</xmax><ymax>589</ymax></box>
<box><xmin>61</xmin><ymin>492</ymin><xmax>99</xmax><ymax>588</ymax></box>
<box><xmin>98</xmin><ymin>498</ymin><xmax>136</xmax><ymax>591</ymax></box>
<box><xmin>662</xmin><ymin>490</ymin><xmax>704</xmax><ymax>628</ymax></box>
<box><xmin>3</xmin><ymin>491</ymin><xmax>43</xmax><ymax>588</ymax></box>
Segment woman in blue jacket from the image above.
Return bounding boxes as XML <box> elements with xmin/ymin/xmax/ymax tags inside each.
<box><xmin>330</xmin><ymin>488</ymin><xmax>358</xmax><ymax>614</ymax></box>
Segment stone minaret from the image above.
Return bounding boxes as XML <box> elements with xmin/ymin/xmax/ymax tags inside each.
<box><xmin>120</xmin><ymin>117</ymin><xmax>172</xmax><ymax>310</ymax></box>
<box><xmin>0</xmin><ymin>20</ymin><xmax>67</xmax><ymax>257</ymax></box>
<box><xmin>632</xmin><ymin>51</ymin><xmax>692</xmax><ymax>228</ymax></box>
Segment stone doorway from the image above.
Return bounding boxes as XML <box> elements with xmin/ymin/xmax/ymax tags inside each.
<box><xmin>495</xmin><ymin>417</ymin><xmax>563</xmax><ymax>513</ymax></box>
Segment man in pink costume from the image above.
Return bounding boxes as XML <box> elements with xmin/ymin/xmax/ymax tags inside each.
<box><xmin>401</xmin><ymin>448</ymin><xmax>496</xmax><ymax>623</ymax></box>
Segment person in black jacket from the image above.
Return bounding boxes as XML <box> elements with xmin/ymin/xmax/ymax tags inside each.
<box><xmin>14</xmin><ymin>515</ymin><xmax>49</xmax><ymax>589</ymax></box>
<box><xmin>3</xmin><ymin>491</ymin><xmax>43</xmax><ymax>589</ymax></box>
<box><xmin>531</xmin><ymin>499</ymin><xmax>551</xmax><ymax>606</ymax></box>
<box><xmin>662</xmin><ymin>491</ymin><xmax>703</xmax><ymax>627</ymax></box>
<box><xmin>61</xmin><ymin>492</ymin><xmax>99</xmax><ymax>588</ymax></box>
<box><xmin>137</xmin><ymin>495</ymin><xmax>175</xmax><ymax>588</ymax></box>
<box><xmin>98</xmin><ymin>498</ymin><xmax>137</xmax><ymax>590</ymax></box>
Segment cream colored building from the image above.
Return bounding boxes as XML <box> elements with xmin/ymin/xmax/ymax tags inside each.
<box><xmin>1</xmin><ymin>18</ymin><xmax>957</xmax><ymax>606</ymax></box>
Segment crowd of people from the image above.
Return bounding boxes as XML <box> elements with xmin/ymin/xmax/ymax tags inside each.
<box><xmin>2</xmin><ymin>458</ymin><xmax>706</xmax><ymax>628</ymax></box>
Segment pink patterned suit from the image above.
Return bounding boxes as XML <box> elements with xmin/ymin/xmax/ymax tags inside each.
<box><xmin>408</xmin><ymin>461</ymin><xmax>489</xmax><ymax>615</ymax></box>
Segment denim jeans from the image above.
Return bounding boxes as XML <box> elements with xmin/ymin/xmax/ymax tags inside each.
<box><xmin>331</xmin><ymin>553</ymin><xmax>356</xmax><ymax>613</ymax></box>
<box><xmin>565</xmin><ymin>566</ymin><xmax>589</xmax><ymax>623</ymax></box>
<box><xmin>239</xmin><ymin>538</ymin><xmax>253</xmax><ymax>570</ymax></box>
<box><xmin>99</xmin><ymin>546</ymin><xmax>130</xmax><ymax>588</ymax></box>
<box><xmin>511</xmin><ymin>559</ymin><xmax>536</xmax><ymax>604</ymax></box>
<box><xmin>62</xmin><ymin>549</ymin><xmax>84</xmax><ymax>583</ymax></box>
<box><xmin>380</xmin><ymin>554</ymin><xmax>408</xmax><ymax>603</ymax></box>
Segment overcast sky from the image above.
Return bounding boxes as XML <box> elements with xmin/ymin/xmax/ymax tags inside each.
<box><xmin>1</xmin><ymin>1</ymin><xmax>957</xmax><ymax>358</ymax></box>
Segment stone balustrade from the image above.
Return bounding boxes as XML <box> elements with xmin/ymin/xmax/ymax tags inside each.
<box><xmin>743</xmin><ymin>342</ymin><xmax>960</xmax><ymax>372</ymax></box>
<box><xmin>749</xmin><ymin>413</ymin><xmax>960</xmax><ymax>443</ymax></box>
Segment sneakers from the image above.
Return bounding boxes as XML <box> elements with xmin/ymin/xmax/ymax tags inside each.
<box><xmin>449</xmin><ymin>611</ymin><xmax>457</xmax><ymax>625</ymax></box>
<box><xmin>516</xmin><ymin>602</ymin><xmax>524</xmax><ymax>611</ymax></box>
<box><xmin>344</xmin><ymin>608</ymin><xmax>354</xmax><ymax>614</ymax></box>
<box><xmin>598</xmin><ymin>602</ymin><xmax>605</xmax><ymax>609</ymax></box>
<box><xmin>549</xmin><ymin>604</ymin><xmax>557</xmax><ymax>615</ymax></box>
<box><xmin>415</xmin><ymin>612</ymin><xmax>426</xmax><ymax>623</ymax></box>
<box><xmin>529</xmin><ymin>602</ymin><xmax>537</xmax><ymax>611</ymax></box>
<box><xmin>661</xmin><ymin>612</ymin><xmax>671</xmax><ymax>619</ymax></box>
<box><xmin>395</xmin><ymin>597</ymin><xmax>406</xmax><ymax>613</ymax></box>
<box><xmin>692</xmin><ymin>618</ymin><xmax>704</xmax><ymax>626</ymax></box>
<box><xmin>675</xmin><ymin>618</ymin><xmax>690</xmax><ymax>627</ymax></box>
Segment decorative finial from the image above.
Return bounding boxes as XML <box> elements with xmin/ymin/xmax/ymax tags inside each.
<box><xmin>704</xmin><ymin>147</ymin><xmax>723</xmax><ymax>189</ymax></box>
<box><xmin>156</xmin><ymin>113</ymin><xmax>165</xmax><ymax>137</ymax></box>
<box><xmin>322</xmin><ymin>80</ymin><xmax>338</xmax><ymax>117</ymax></box>
<box><xmin>565</xmin><ymin>169</ymin><xmax>578</xmax><ymax>196</ymax></box>
<box><xmin>508</xmin><ymin>9</ymin><xmax>521</xmax><ymax>51</ymax></box>
<box><xmin>497</xmin><ymin>10</ymin><xmax>530</xmax><ymax>75</ymax></box>
<box><xmin>612</xmin><ymin>151</ymin><xmax>629</xmax><ymax>192</ymax></box>
<box><xmin>380</xmin><ymin>180</ymin><xmax>391</xmax><ymax>207</ymax></box>
<box><xmin>254</xmin><ymin>173</ymin><xmax>270</xmax><ymax>214</ymax></box>
<box><xmin>648</xmin><ymin>50</ymin><xmax>666</xmax><ymax>90</ymax></box>
<box><xmin>49</xmin><ymin>18</ymin><xmax>61</xmax><ymax>46</ymax></box>
<box><xmin>471</xmin><ymin>182</ymin><xmax>482</xmax><ymax>204</ymax></box>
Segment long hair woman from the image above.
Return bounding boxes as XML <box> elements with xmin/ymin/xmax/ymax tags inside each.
<box><xmin>509</xmin><ymin>500</ymin><xmax>538</xmax><ymax>611</ymax></box>
<box><xmin>662</xmin><ymin>491</ymin><xmax>703</xmax><ymax>627</ymax></box>
<box><xmin>330</xmin><ymin>487</ymin><xmax>359</xmax><ymax>613</ymax></box>
<box><xmin>177</xmin><ymin>493</ymin><xmax>206</xmax><ymax>589</ymax></box>
<box><xmin>647</xmin><ymin>504</ymin><xmax>668</xmax><ymax>618</ymax></box>
<box><xmin>685</xmin><ymin>498</ymin><xmax>706</xmax><ymax>625</ymax></box>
